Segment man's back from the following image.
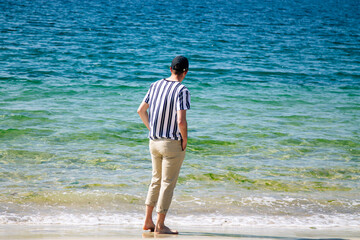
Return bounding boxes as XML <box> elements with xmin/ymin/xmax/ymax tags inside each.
<box><xmin>144</xmin><ymin>78</ymin><xmax>190</xmax><ymax>140</ymax></box>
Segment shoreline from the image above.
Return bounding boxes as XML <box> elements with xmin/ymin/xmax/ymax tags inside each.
<box><xmin>1</xmin><ymin>224</ymin><xmax>359</xmax><ymax>240</ymax></box>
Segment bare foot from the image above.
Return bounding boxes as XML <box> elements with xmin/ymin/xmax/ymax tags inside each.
<box><xmin>155</xmin><ymin>225</ymin><xmax>178</xmax><ymax>234</ymax></box>
<box><xmin>143</xmin><ymin>221</ymin><xmax>155</xmax><ymax>232</ymax></box>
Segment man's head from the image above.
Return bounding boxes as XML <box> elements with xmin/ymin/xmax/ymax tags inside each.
<box><xmin>171</xmin><ymin>56</ymin><xmax>189</xmax><ymax>75</ymax></box>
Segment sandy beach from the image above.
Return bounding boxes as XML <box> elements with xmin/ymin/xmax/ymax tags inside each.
<box><xmin>1</xmin><ymin>224</ymin><xmax>359</xmax><ymax>240</ymax></box>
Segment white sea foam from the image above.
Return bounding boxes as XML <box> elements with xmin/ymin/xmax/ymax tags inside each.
<box><xmin>0</xmin><ymin>212</ymin><xmax>143</xmax><ymax>226</ymax></box>
<box><xmin>1</xmin><ymin>211</ymin><xmax>359</xmax><ymax>230</ymax></box>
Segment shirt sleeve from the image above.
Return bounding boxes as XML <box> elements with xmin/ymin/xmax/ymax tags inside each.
<box><xmin>143</xmin><ymin>84</ymin><xmax>153</xmax><ymax>103</ymax></box>
<box><xmin>176</xmin><ymin>87</ymin><xmax>190</xmax><ymax>111</ymax></box>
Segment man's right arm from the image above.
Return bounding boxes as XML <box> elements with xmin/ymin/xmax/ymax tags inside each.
<box><xmin>177</xmin><ymin>109</ymin><xmax>187</xmax><ymax>151</ymax></box>
<box><xmin>137</xmin><ymin>101</ymin><xmax>150</xmax><ymax>131</ymax></box>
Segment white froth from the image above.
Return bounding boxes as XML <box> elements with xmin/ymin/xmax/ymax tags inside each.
<box><xmin>1</xmin><ymin>212</ymin><xmax>359</xmax><ymax>230</ymax></box>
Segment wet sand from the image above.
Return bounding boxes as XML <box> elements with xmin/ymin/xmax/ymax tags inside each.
<box><xmin>1</xmin><ymin>224</ymin><xmax>359</xmax><ymax>240</ymax></box>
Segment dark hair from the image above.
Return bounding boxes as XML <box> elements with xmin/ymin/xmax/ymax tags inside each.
<box><xmin>173</xmin><ymin>68</ymin><xmax>187</xmax><ymax>75</ymax></box>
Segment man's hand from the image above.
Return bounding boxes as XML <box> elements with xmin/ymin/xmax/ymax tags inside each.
<box><xmin>181</xmin><ymin>138</ymin><xmax>187</xmax><ymax>151</ymax></box>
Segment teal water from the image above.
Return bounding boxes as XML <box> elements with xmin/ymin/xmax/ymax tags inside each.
<box><xmin>1</xmin><ymin>0</ymin><xmax>359</xmax><ymax>229</ymax></box>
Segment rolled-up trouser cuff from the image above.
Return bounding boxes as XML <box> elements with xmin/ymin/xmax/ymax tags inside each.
<box><xmin>156</xmin><ymin>208</ymin><xmax>168</xmax><ymax>214</ymax></box>
<box><xmin>145</xmin><ymin>202</ymin><xmax>156</xmax><ymax>207</ymax></box>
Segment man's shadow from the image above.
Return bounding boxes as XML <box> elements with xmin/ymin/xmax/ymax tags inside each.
<box><xmin>142</xmin><ymin>231</ymin><xmax>348</xmax><ymax>240</ymax></box>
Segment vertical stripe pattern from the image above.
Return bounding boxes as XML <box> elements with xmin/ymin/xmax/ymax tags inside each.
<box><xmin>143</xmin><ymin>79</ymin><xmax>190</xmax><ymax>140</ymax></box>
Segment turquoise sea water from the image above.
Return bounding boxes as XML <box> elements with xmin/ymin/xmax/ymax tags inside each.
<box><xmin>1</xmin><ymin>0</ymin><xmax>359</xmax><ymax>230</ymax></box>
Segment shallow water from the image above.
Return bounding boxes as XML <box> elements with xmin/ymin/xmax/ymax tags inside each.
<box><xmin>0</xmin><ymin>0</ymin><xmax>359</xmax><ymax>229</ymax></box>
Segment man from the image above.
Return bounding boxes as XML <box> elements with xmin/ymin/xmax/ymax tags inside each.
<box><xmin>137</xmin><ymin>56</ymin><xmax>190</xmax><ymax>234</ymax></box>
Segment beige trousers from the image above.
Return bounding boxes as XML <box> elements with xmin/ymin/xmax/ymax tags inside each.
<box><xmin>145</xmin><ymin>139</ymin><xmax>185</xmax><ymax>214</ymax></box>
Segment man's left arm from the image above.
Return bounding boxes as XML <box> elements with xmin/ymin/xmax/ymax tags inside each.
<box><xmin>137</xmin><ymin>101</ymin><xmax>150</xmax><ymax>131</ymax></box>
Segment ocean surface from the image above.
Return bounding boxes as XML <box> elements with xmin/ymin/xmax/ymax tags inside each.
<box><xmin>0</xmin><ymin>0</ymin><xmax>359</xmax><ymax>231</ymax></box>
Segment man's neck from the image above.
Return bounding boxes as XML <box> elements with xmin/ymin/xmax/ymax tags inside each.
<box><xmin>166</xmin><ymin>74</ymin><xmax>184</xmax><ymax>82</ymax></box>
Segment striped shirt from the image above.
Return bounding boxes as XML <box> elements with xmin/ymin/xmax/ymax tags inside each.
<box><xmin>143</xmin><ymin>78</ymin><xmax>190</xmax><ymax>140</ymax></box>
